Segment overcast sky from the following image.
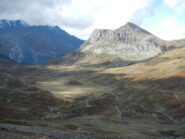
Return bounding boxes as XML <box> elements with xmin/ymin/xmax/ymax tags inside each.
<box><xmin>0</xmin><ymin>0</ymin><xmax>185</xmax><ymax>40</ymax></box>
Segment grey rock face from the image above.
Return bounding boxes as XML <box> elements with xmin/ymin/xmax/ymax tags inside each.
<box><xmin>80</xmin><ymin>22</ymin><xmax>164</xmax><ymax>63</ymax></box>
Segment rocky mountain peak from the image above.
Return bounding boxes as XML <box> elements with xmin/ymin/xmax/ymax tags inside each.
<box><xmin>116</xmin><ymin>22</ymin><xmax>151</xmax><ymax>35</ymax></box>
<box><xmin>88</xmin><ymin>22</ymin><xmax>153</xmax><ymax>45</ymax></box>
<box><xmin>73</xmin><ymin>22</ymin><xmax>165</xmax><ymax>65</ymax></box>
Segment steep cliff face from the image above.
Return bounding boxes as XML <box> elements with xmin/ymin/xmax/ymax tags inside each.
<box><xmin>0</xmin><ymin>19</ymin><xmax>84</xmax><ymax>65</ymax></box>
<box><xmin>80</xmin><ymin>22</ymin><xmax>164</xmax><ymax>62</ymax></box>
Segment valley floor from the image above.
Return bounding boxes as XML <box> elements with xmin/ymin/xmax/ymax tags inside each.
<box><xmin>1</xmin><ymin>47</ymin><xmax>185</xmax><ymax>138</ymax></box>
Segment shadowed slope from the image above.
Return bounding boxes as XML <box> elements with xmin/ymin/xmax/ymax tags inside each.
<box><xmin>0</xmin><ymin>19</ymin><xmax>84</xmax><ymax>65</ymax></box>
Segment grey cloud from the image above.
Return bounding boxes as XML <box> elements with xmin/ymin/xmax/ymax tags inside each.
<box><xmin>0</xmin><ymin>0</ymin><xmax>93</xmax><ymax>29</ymax></box>
<box><xmin>58</xmin><ymin>16</ymin><xmax>94</xmax><ymax>29</ymax></box>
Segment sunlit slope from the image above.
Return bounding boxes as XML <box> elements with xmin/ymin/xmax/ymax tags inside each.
<box><xmin>38</xmin><ymin>47</ymin><xmax>185</xmax><ymax>122</ymax></box>
<box><xmin>102</xmin><ymin>47</ymin><xmax>185</xmax><ymax>80</ymax></box>
<box><xmin>41</xmin><ymin>46</ymin><xmax>185</xmax><ymax>98</ymax></box>
<box><xmin>36</xmin><ymin>66</ymin><xmax>112</xmax><ymax>98</ymax></box>
<box><xmin>31</xmin><ymin>47</ymin><xmax>185</xmax><ymax>137</ymax></box>
<box><xmin>1</xmin><ymin>46</ymin><xmax>185</xmax><ymax>137</ymax></box>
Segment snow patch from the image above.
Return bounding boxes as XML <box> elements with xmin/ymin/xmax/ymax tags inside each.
<box><xmin>0</xmin><ymin>19</ymin><xmax>29</xmax><ymax>28</ymax></box>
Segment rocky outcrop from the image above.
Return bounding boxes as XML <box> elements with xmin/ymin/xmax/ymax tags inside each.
<box><xmin>80</xmin><ymin>22</ymin><xmax>164</xmax><ymax>62</ymax></box>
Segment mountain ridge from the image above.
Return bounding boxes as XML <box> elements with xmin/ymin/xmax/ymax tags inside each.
<box><xmin>0</xmin><ymin>19</ymin><xmax>29</xmax><ymax>28</ymax></box>
<box><xmin>116</xmin><ymin>22</ymin><xmax>152</xmax><ymax>35</ymax></box>
<box><xmin>0</xmin><ymin>19</ymin><xmax>84</xmax><ymax>65</ymax></box>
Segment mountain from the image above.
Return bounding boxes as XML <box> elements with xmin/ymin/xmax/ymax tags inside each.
<box><xmin>48</xmin><ymin>22</ymin><xmax>169</xmax><ymax>66</ymax></box>
<box><xmin>0</xmin><ymin>19</ymin><xmax>84</xmax><ymax>65</ymax></box>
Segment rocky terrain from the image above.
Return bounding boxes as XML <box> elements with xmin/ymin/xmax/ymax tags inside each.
<box><xmin>80</xmin><ymin>22</ymin><xmax>163</xmax><ymax>60</ymax></box>
<box><xmin>1</xmin><ymin>23</ymin><xmax>185</xmax><ymax>138</ymax></box>
<box><xmin>0</xmin><ymin>19</ymin><xmax>84</xmax><ymax>64</ymax></box>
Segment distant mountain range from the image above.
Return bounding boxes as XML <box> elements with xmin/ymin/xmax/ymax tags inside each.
<box><xmin>0</xmin><ymin>19</ymin><xmax>84</xmax><ymax>65</ymax></box>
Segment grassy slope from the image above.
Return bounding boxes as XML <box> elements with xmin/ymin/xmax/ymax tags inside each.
<box><xmin>1</xmin><ymin>47</ymin><xmax>185</xmax><ymax>137</ymax></box>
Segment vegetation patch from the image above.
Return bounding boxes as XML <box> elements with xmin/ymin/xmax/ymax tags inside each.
<box><xmin>66</xmin><ymin>80</ymin><xmax>82</xmax><ymax>86</ymax></box>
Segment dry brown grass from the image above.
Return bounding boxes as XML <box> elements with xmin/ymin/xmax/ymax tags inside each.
<box><xmin>1</xmin><ymin>47</ymin><xmax>185</xmax><ymax>137</ymax></box>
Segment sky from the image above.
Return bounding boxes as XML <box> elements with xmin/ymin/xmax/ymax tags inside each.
<box><xmin>0</xmin><ymin>0</ymin><xmax>185</xmax><ymax>40</ymax></box>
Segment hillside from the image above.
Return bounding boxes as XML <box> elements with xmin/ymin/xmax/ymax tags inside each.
<box><xmin>0</xmin><ymin>19</ymin><xmax>84</xmax><ymax>64</ymax></box>
<box><xmin>1</xmin><ymin>23</ymin><xmax>185</xmax><ymax>138</ymax></box>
